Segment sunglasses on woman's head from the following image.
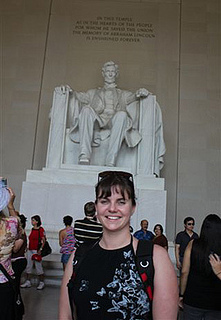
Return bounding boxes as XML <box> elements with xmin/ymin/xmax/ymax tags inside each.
<box><xmin>98</xmin><ymin>171</ymin><xmax>134</xmax><ymax>183</ymax></box>
<box><xmin>187</xmin><ymin>222</ymin><xmax>194</xmax><ymax>226</ymax></box>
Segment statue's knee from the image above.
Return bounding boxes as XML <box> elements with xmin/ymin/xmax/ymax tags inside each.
<box><xmin>115</xmin><ymin>111</ymin><xmax>127</xmax><ymax>120</ymax></box>
<box><xmin>81</xmin><ymin>106</ymin><xmax>92</xmax><ymax>115</ymax></box>
<box><xmin>79</xmin><ymin>106</ymin><xmax>95</xmax><ymax>122</ymax></box>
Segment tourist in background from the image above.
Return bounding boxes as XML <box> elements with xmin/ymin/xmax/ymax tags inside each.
<box><xmin>20</xmin><ymin>215</ymin><xmax>45</xmax><ymax>290</ymax></box>
<box><xmin>175</xmin><ymin>217</ymin><xmax>198</xmax><ymax>271</ymax></box>
<box><xmin>0</xmin><ymin>181</ymin><xmax>20</xmax><ymax>320</ymax></box>
<box><xmin>133</xmin><ymin>219</ymin><xmax>154</xmax><ymax>241</ymax></box>
<box><xmin>152</xmin><ymin>224</ymin><xmax>168</xmax><ymax>250</ymax></box>
<box><xmin>8</xmin><ymin>195</ymin><xmax>28</xmax><ymax>320</ymax></box>
<box><xmin>59</xmin><ymin>215</ymin><xmax>76</xmax><ymax>270</ymax></box>
<box><xmin>179</xmin><ymin>214</ymin><xmax>221</xmax><ymax>319</ymax></box>
<box><xmin>74</xmin><ymin>201</ymin><xmax>103</xmax><ymax>245</ymax></box>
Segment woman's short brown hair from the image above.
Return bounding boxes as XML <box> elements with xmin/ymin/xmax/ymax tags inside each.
<box><xmin>95</xmin><ymin>171</ymin><xmax>136</xmax><ymax>206</ymax></box>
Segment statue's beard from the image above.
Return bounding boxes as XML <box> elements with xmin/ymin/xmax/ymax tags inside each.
<box><xmin>104</xmin><ymin>78</ymin><xmax>116</xmax><ymax>84</ymax></box>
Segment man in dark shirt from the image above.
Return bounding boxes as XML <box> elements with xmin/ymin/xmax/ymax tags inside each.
<box><xmin>133</xmin><ymin>219</ymin><xmax>154</xmax><ymax>241</ymax></box>
<box><xmin>74</xmin><ymin>202</ymin><xmax>103</xmax><ymax>245</ymax></box>
<box><xmin>175</xmin><ymin>216</ymin><xmax>198</xmax><ymax>271</ymax></box>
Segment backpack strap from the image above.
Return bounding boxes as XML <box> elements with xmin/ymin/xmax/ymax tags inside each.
<box><xmin>135</xmin><ymin>240</ymin><xmax>154</xmax><ymax>301</ymax></box>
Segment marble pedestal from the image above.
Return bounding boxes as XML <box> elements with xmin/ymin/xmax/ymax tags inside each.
<box><xmin>20</xmin><ymin>166</ymin><xmax>166</xmax><ymax>254</ymax></box>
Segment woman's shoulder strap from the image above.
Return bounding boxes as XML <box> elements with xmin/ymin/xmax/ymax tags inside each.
<box><xmin>135</xmin><ymin>240</ymin><xmax>154</xmax><ymax>302</ymax></box>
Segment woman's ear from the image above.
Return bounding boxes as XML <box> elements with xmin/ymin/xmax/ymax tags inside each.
<box><xmin>131</xmin><ymin>205</ymin><xmax>136</xmax><ymax>216</ymax></box>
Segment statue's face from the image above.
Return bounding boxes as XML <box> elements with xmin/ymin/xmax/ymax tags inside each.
<box><xmin>102</xmin><ymin>65</ymin><xmax>118</xmax><ymax>84</ymax></box>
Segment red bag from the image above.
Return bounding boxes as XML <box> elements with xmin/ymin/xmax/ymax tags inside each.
<box><xmin>31</xmin><ymin>253</ymin><xmax>42</xmax><ymax>262</ymax></box>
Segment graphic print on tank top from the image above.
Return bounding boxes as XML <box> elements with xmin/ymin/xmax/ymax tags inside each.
<box><xmin>77</xmin><ymin>247</ymin><xmax>150</xmax><ymax>319</ymax></box>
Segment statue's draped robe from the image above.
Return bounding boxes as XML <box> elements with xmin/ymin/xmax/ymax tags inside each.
<box><xmin>68</xmin><ymin>88</ymin><xmax>142</xmax><ymax>148</ymax></box>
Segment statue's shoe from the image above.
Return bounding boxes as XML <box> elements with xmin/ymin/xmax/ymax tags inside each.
<box><xmin>105</xmin><ymin>163</ymin><xmax>115</xmax><ymax>167</ymax></box>
<box><xmin>79</xmin><ymin>156</ymin><xmax>90</xmax><ymax>165</ymax></box>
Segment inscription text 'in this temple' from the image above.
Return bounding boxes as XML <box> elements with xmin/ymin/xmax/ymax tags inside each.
<box><xmin>73</xmin><ymin>16</ymin><xmax>155</xmax><ymax>42</ymax></box>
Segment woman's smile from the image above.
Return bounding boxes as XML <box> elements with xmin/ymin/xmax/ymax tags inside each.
<box><xmin>106</xmin><ymin>216</ymin><xmax>121</xmax><ymax>220</ymax></box>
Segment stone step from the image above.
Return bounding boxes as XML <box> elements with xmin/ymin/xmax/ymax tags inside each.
<box><xmin>43</xmin><ymin>267</ymin><xmax>63</xmax><ymax>278</ymax></box>
<box><xmin>44</xmin><ymin>277</ymin><xmax>62</xmax><ymax>287</ymax></box>
<box><xmin>42</xmin><ymin>253</ymin><xmax>62</xmax><ymax>269</ymax></box>
<box><xmin>42</xmin><ymin>253</ymin><xmax>63</xmax><ymax>286</ymax></box>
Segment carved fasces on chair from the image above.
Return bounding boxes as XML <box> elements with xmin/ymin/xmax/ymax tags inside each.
<box><xmin>138</xmin><ymin>96</ymin><xmax>165</xmax><ymax>176</ymax></box>
<box><xmin>46</xmin><ymin>86</ymin><xmax>70</xmax><ymax>168</ymax></box>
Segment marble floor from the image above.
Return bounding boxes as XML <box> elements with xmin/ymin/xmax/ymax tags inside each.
<box><xmin>22</xmin><ymin>285</ymin><xmax>60</xmax><ymax>320</ymax></box>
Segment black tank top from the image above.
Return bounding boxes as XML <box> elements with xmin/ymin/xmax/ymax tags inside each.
<box><xmin>184</xmin><ymin>241</ymin><xmax>221</xmax><ymax>310</ymax></box>
<box><xmin>71</xmin><ymin>241</ymin><xmax>150</xmax><ymax>319</ymax></box>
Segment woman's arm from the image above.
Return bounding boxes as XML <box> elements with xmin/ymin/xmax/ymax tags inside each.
<box><xmin>7</xmin><ymin>188</ymin><xmax>18</xmax><ymax>217</ymax></box>
<box><xmin>59</xmin><ymin>250</ymin><xmax>75</xmax><ymax>320</ymax></box>
<box><xmin>175</xmin><ymin>244</ymin><xmax>181</xmax><ymax>269</ymax></box>
<box><xmin>37</xmin><ymin>227</ymin><xmax>46</xmax><ymax>254</ymax></box>
<box><xmin>179</xmin><ymin>240</ymin><xmax>193</xmax><ymax>308</ymax></box>
<box><xmin>152</xmin><ymin>245</ymin><xmax>179</xmax><ymax>320</ymax></box>
<box><xmin>7</xmin><ymin>188</ymin><xmax>23</xmax><ymax>237</ymax></box>
<box><xmin>180</xmin><ymin>240</ymin><xmax>193</xmax><ymax>295</ymax></box>
<box><xmin>13</xmin><ymin>238</ymin><xmax>24</xmax><ymax>253</ymax></box>
<box><xmin>209</xmin><ymin>253</ymin><xmax>221</xmax><ymax>280</ymax></box>
<box><xmin>59</xmin><ymin>229</ymin><xmax>66</xmax><ymax>247</ymax></box>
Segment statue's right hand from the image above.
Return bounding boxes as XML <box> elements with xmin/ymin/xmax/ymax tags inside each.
<box><xmin>55</xmin><ymin>85</ymin><xmax>73</xmax><ymax>95</ymax></box>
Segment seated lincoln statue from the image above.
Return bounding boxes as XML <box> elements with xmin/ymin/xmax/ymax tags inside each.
<box><xmin>59</xmin><ymin>61</ymin><xmax>151</xmax><ymax>166</ymax></box>
<box><xmin>48</xmin><ymin>61</ymin><xmax>165</xmax><ymax>175</ymax></box>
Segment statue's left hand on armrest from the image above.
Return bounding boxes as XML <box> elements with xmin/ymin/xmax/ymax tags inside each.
<box><xmin>136</xmin><ymin>88</ymin><xmax>152</xmax><ymax>98</ymax></box>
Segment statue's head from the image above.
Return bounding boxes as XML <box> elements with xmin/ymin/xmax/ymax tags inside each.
<box><xmin>102</xmin><ymin>61</ymin><xmax>119</xmax><ymax>83</ymax></box>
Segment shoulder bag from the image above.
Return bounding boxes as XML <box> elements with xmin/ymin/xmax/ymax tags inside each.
<box><xmin>38</xmin><ymin>229</ymin><xmax>52</xmax><ymax>257</ymax></box>
<box><xmin>0</xmin><ymin>263</ymin><xmax>24</xmax><ymax>319</ymax></box>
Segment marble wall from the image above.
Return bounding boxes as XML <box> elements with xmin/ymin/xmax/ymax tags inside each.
<box><xmin>176</xmin><ymin>0</ymin><xmax>221</xmax><ymax>233</ymax></box>
<box><xmin>0</xmin><ymin>0</ymin><xmax>220</xmax><ymax>240</ymax></box>
<box><xmin>0</xmin><ymin>0</ymin><xmax>52</xmax><ymax>201</ymax></box>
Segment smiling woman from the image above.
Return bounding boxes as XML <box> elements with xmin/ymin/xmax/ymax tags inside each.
<box><xmin>95</xmin><ymin>171</ymin><xmax>136</xmax><ymax>240</ymax></box>
<box><xmin>59</xmin><ymin>171</ymin><xmax>178</xmax><ymax>320</ymax></box>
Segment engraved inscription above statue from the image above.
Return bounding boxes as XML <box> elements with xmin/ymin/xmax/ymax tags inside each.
<box><xmin>47</xmin><ymin>61</ymin><xmax>166</xmax><ymax>176</ymax></box>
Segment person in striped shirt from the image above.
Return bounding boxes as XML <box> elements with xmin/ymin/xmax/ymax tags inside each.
<box><xmin>59</xmin><ymin>216</ymin><xmax>76</xmax><ymax>270</ymax></box>
<box><xmin>74</xmin><ymin>202</ymin><xmax>103</xmax><ymax>245</ymax></box>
